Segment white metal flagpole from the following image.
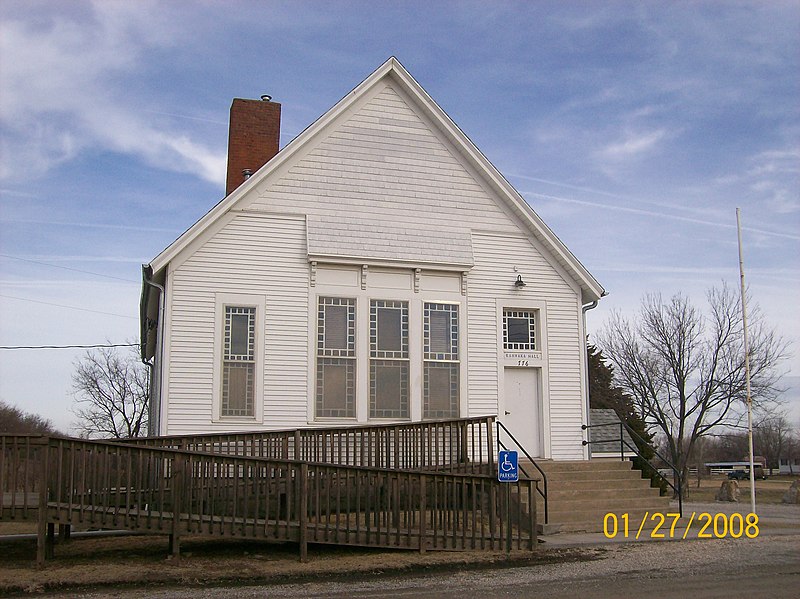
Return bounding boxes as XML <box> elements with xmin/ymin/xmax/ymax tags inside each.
<box><xmin>736</xmin><ymin>207</ymin><xmax>756</xmax><ymax>515</ymax></box>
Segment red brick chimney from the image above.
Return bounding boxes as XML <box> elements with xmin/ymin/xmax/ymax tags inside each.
<box><xmin>225</xmin><ymin>96</ymin><xmax>281</xmax><ymax>195</ymax></box>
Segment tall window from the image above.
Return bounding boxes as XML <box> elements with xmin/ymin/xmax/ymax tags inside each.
<box><xmin>222</xmin><ymin>306</ymin><xmax>256</xmax><ymax>417</ymax></box>
<box><xmin>423</xmin><ymin>303</ymin><xmax>459</xmax><ymax>419</ymax></box>
<box><xmin>369</xmin><ymin>300</ymin><xmax>409</xmax><ymax>419</ymax></box>
<box><xmin>503</xmin><ymin>309</ymin><xmax>536</xmax><ymax>350</ymax></box>
<box><xmin>316</xmin><ymin>297</ymin><xmax>356</xmax><ymax>418</ymax></box>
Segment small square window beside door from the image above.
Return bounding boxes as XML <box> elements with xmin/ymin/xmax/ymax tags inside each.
<box><xmin>503</xmin><ymin>309</ymin><xmax>536</xmax><ymax>350</ymax></box>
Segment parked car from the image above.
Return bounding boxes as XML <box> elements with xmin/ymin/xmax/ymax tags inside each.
<box><xmin>728</xmin><ymin>466</ymin><xmax>767</xmax><ymax>480</ymax></box>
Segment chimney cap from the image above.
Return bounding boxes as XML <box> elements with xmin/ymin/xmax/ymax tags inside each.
<box><xmin>260</xmin><ymin>94</ymin><xmax>272</xmax><ymax>102</ymax></box>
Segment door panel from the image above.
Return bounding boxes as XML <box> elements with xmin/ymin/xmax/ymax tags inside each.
<box><xmin>502</xmin><ymin>367</ymin><xmax>541</xmax><ymax>458</ymax></box>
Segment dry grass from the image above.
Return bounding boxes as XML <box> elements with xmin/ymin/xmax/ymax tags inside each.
<box><xmin>0</xmin><ymin>520</ymin><xmax>37</xmax><ymax>535</ymax></box>
<box><xmin>683</xmin><ymin>474</ymin><xmax>797</xmax><ymax>504</ymax></box>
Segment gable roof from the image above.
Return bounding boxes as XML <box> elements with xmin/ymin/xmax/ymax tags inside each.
<box><xmin>147</xmin><ymin>57</ymin><xmax>605</xmax><ymax>303</ymax></box>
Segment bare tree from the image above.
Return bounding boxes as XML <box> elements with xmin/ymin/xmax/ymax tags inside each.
<box><xmin>782</xmin><ymin>423</ymin><xmax>800</xmax><ymax>475</ymax></box>
<box><xmin>596</xmin><ymin>284</ymin><xmax>789</xmax><ymax>495</ymax></box>
<box><xmin>0</xmin><ymin>400</ymin><xmax>58</xmax><ymax>434</ymax></box>
<box><xmin>711</xmin><ymin>432</ymin><xmax>749</xmax><ymax>462</ymax></box>
<box><xmin>754</xmin><ymin>413</ymin><xmax>793</xmax><ymax>474</ymax></box>
<box><xmin>71</xmin><ymin>345</ymin><xmax>149</xmax><ymax>439</ymax></box>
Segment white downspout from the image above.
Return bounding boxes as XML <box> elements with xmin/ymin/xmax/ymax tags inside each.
<box><xmin>582</xmin><ymin>298</ymin><xmax>601</xmax><ymax>458</ymax></box>
<box><xmin>142</xmin><ymin>268</ymin><xmax>166</xmax><ymax>436</ymax></box>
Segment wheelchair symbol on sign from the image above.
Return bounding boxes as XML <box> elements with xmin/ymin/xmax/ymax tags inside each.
<box><xmin>497</xmin><ymin>450</ymin><xmax>518</xmax><ymax>482</ymax></box>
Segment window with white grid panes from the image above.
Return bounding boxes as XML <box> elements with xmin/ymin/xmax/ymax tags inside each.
<box><xmin>316</xmin><ymin>297</ymin><xmax>356</xmax><ymax>418</ymax></box>
<box><xmin>369</xmin><ymin>300</ymin><xmax>409</xmax><ymax>418</ymax></box>
<box><xmin>221</xmin><ymin>306</ymin><xmax>256</xmax><ymax>417</ymax></box>
<box><xmin>423</xmin><ymin>303</ymin><xmax>459</xmax><ymax>419</ymax></box>
<box><xmin>503</xmin><ymin>309</ymin><xmax>537</xmax><ymax>350</ymax></box>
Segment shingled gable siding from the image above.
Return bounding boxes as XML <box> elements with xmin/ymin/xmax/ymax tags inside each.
<box><xmin>164</xmin><ymin>213</ymin><xmax>308</xmax><ymax>435</ymax></box>
<box><xmin>245</xmin><ymin>82</ymin><xmax>520</xmax><ymax>244</ymax></box>
<box><xmin>469</xmin><ymin>232</ymin><xmax>586</xmax><ymax>461</ymax></box>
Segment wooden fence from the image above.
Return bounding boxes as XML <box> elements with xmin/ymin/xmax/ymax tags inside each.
<box><xmin>1</xmin><ymin>430</ymin><xmax>536</xmax><ymax>565</ymax></box>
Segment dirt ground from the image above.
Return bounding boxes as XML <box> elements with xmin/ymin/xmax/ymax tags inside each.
<box><xmin>0</xmin><ymin>474</ymin><xmax>796</xmax><ymax>596</ymax></box>
<box><xmin>0</xmin><ymin>534</ymin><xmax>592</xmax><ymax>596</ymax></box>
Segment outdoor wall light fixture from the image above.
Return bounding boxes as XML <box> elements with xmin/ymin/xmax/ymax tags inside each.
<box><xmin>514</xmin><ymin>274</ymin><xmax>526</xmax><ymax>289</ymax></box>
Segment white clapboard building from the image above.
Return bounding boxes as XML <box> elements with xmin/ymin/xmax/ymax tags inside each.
<box><xmin>140</xmin><ymin>57</ymin><xmax>606</xmax><ymax>462</ymax></box>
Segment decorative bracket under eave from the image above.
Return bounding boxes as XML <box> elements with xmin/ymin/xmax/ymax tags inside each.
<box><xmin>309</xmin><ymin>261</ymin><xmax>317</xmax><ymax>287</ymax></box>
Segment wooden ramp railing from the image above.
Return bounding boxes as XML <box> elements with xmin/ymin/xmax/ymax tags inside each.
<box><xmin>1</xmin><ymin>430</ymin><xmax>536</xmax><ymax>565</ymax></box>
<box><xmin>1</xmin><ymin>435</ymin><xmax>41</xmax><ymax>522</ymax></box>
<box><xmin>123</xmin><ymin>416</ymin><xmax>497</xmax><ymax>473</ymax></box>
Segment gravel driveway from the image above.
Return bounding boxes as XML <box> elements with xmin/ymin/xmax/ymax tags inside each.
<box><xmin>24</xmin><ymin>500</ymin><xmax>800</xmax><ymax>598</ymax></box>
<box><xmin>62</xmin><ymin>530</ymin><xmax>799</xmax><ymax>598</ymax></box>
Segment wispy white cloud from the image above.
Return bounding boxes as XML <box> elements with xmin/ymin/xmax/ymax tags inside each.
<box><xmin>747</xmin><ymin>149</ymin><xmax>800</xmax><ymax>178</ymax></box>
<box><xmin>599</xmin><ymin>128</ymin><xmax>668</xmax><ymax>159</ymax></box>
<box><xmin>0</xmin><ymin>1</ymin><xmax>226</xmax><ymax>184</ymax></box>
<box><xmin>521</xmin><ymin>190</ymin><xmax>800</xmax><ymax>241</ymax></box>
<box><xmin>594</xmin><ymin>264</ymin><xmax>799</xmax><ymax>281</ymax></box>
<box><xmin>708</xmin><ymin>146</ymin><xmax>800</xmax><ymax>216</ymax></box>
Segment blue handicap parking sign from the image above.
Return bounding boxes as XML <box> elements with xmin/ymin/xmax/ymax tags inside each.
<box><xmin>497</xmin><ymin>450</ymin><xmax>519</xmax><ymax>482</ymax></box>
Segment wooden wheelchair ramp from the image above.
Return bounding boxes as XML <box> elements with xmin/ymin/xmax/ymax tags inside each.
<box><xmin>1</xmin><ymin>428</ymin><xmax>537</xmax><ymax>564</ymax></box>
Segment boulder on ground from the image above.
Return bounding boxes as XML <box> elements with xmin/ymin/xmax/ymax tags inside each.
<box><xmin>782</xmin><ymin>480</ymin><xmax>800</xmax><ymax>504</ymax></box>
<box><xmin>715</xmin><ymin>479</ymin><xmax>739</xmax><ymax>502</ymax></box>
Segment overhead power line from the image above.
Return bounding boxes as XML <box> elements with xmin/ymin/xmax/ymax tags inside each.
<box><xmin>0</xmin><ymin>343</ymin><xmax>137</xmax><ymax>351</ymax></box>
<box><xmin>0</xmin><ymin>294</ymin><xmax>137</xmax><ymax>320</ymax></box>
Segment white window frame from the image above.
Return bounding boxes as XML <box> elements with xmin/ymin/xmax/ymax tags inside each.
<box><xmin>315</xmin><ymin>296</ymin><xmax>357</xmax><ymax>419</ymax></box>
<box><xmin>423</xmin><ymin>302</ymin><xmax>460</xmax><ymax>420</ymax></box>
<box><xmin>503</xmin><ymin>308</ymin><xmax>537</xmax><ymax>351</ymax></box>
<box><xmin>308</xmin><ymin>265</ymin><xmax>465</xmax><ymax>424</ymax></box>
<box><xmin>369</xmin><ymin>299</ymin><xmax>410</xmax><ymax>420</ymax></box>
<box><xmin>213</xmin><ymin>293</ymin><xmax>265</xmax><ymax>424</ymax></box>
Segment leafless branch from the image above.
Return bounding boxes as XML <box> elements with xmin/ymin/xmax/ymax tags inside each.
<box><xmin>596</xmin><ymin>283</ymin><xmax>790</xmax><ymax>495</ymax></box>
<box><xmin>71</xmin><ymin>344</ymin><xmax>149</xmax><ymax>439</ymax></box>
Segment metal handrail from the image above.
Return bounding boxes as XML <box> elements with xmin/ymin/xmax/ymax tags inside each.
<box><xmin>582</xmin><ymin>421</ymin><xmax>683</xmax><ymax>517</ymax></box>
<box><xmin>495</xmin><ymin>421</ymin><xmax>548</xmax><ymax>525</ymax></box>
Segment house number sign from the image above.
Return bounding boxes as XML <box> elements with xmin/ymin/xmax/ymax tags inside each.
<box><xmin>503</xmin><ymin>351</ymin><xmax>542</xmax><ymax>367</ymax></box>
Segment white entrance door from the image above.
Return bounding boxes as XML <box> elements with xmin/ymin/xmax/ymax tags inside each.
<box><xmin>502</xmin><ymin>368</ymin><xmax>541</xmax><ymax>458</ymax></box>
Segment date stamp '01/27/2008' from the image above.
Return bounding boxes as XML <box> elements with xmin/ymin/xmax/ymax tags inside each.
<box><xmin>603</xmin><ymin>512</ymin><xmax>760</xmax><ymax>540</ymax></box>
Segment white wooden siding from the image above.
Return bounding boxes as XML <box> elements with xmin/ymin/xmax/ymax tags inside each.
<box><xmin>160</xmin><ymin>79</ymin><xmax>588</xmax><ymax>456</ymax></box>
<box><xmin>469</xmin><ymin>232</ymin><xmax>586</xmax><ymax>460</ymax></box>
<box><xmin>164</xmin><ymin>213</ymin><xmax>308</xmax><ymax>435</ymax></box>
<box><xmin>246</xmin><ymin>83</ymin><xmax>520</xmax><ymax>253</ymax></box>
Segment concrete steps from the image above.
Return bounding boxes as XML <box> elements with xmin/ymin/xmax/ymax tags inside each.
<box><xmin>520</xmin><ymin>459</ymin><xmax>671</xmax><ymax>533</ymax></box>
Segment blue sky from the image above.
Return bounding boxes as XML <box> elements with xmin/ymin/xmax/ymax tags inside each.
<box><xmin>1</xmin><ymin>0</ymin><xmax>798</xmax><ymax>432</ymax></box>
